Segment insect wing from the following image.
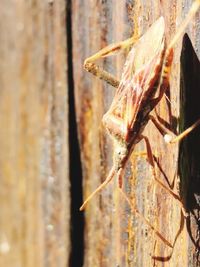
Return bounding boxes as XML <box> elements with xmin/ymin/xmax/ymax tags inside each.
<box><xmin>108</xmin><ymin>17</ymin><xmax>166</xmax><ymax>133</ymax></box>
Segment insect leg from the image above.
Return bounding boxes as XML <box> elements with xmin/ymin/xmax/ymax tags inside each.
<box><xmin>167</xmin><ymin>0</ymin><xmax>200</xmax><ymax>53</ymax></box>
<box><xmin>141</xmin><ymin>135</ymin><xmax>186</xmax><ymax>208</ymax></box>
<box><xmin>149</xmin><ymin>114</ymin><xmax>174</xmax><ymax>137</ymax></box>
<box><xmin>84</xmin><ymin>36</ymin><xmax>137</xmax><ymax>88</ymax></box>
<box><xmin>149</xmin><ymin>114</ymin><xmax>200</xmax><ymax>144</ymax></box>
<box><xmin>164</xmin><ymin>119</ymin><xmax>200</xmax><ymax>144</ymax></box>
<box><xmin>150</xmin><ymin>0</ymin><xmax>200</xmax><ymax>143</ymax></box>
<box><xmin>118</xmin><ymin>188</ymin><xmax>173</xmax><ymax>248</ymax></box>
<box><xmin>152</xmin><ymin>0</ymin><xmax>200</xmax><ymax>104</ymax></box>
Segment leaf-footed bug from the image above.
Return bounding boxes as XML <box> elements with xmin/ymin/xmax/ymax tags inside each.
<box><xmin>80</xmin><ymin>0</ymin><xmax>200</xmax><ymax>247</ymax></box>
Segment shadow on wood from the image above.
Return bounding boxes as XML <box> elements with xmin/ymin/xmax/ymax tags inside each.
<box><xmin>179</xmin><ymin>34</ymin><xmax>200</xmax><ymax>264</ymax></box>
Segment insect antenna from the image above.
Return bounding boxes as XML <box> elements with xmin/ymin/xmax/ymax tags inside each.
<box><xmin>79</xmin><ymin>166</ymin><xmax>116</xmax><ymax>211</ymax></box>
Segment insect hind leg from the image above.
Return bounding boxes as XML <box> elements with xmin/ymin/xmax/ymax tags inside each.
<box><xmin>84</xmin><ymin>36</ymin><xmax>137</xmax><ymax>88</ymax></box>
<box><xmin>164</xmin><ymin>119</ymin><xmax>200</xmax><ymax>144</ymax></box>
<box><xmin>118</xmin><ymin>188</ymin><xmax>173</xmax><ymax>248</ymax></box>
<box><xmin>149</xmin><ymin>114</ymin><xmax>200</xmax><ymax>145</ymax></box>
<box><xmin>141</xmin><ymin>135</ymin><xmax>188</xmax><ymax>216</ymax></box>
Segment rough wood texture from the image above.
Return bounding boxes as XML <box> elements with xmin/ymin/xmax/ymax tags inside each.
<box><xmin>72</xmin><ymin>0</ymin><xmax>200</xmax><ymax>266</ymax></box>
<box><xmin>0</xmin><ymin>1</ymin><xmax>70</xmax><ymax>267</ymax></box>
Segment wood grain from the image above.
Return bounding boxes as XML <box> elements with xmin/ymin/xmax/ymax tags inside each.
<box><xmin>0</xmin><ymin>1</ymin><xmax>70</xmax><ymax>267</ymax></box>
<box><xmin>72</xmin><ymin>1</ymin><xmax>200</xmax><ymax>266</ymax></box>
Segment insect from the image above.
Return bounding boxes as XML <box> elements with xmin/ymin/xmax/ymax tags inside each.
<box><xmin>80</xmin><ymin>0</ymin><xmax>200</xmax><ymax>222</ymax></box>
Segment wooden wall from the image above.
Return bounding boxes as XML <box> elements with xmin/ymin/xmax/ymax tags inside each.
<box><xmin>72</xmin><ymin>0</ymin><xmax>200</xmax><ymax>266</ymax></box>
<box><xmin>0</xmin><ymin>1</ymin><xmax>70</xmax><ymax>267</ymax></box>
<box><xmin>0</xmin><ymin>1</ymin><xmax>200</xmax><ymax>267</ymax></box>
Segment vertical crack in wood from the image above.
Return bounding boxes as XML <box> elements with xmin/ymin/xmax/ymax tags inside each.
<box><xmin>67</xmin><ymin>1</ymin><xmax>84</xmax><ymax>266</ymax></box>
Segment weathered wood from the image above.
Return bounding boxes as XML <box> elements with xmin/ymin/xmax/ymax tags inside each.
<box><xmin>73</xmin><ymin>0</ymin><xmax>200</xmax><ymax>266</ymax></box>
<box><xmin>0</xmin><ymin>1</ymin><xmax>69</xmax><ymax>267</ymax></box>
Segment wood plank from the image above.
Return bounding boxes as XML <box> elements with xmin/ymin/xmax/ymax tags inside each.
<box><xmin>0</xmin><ymin>1</ymin><xmax>70</xmax><ymax>267</ymax></box>
<box><xmin>72</xmin><ymin>0</ymin><xmax>200</xmax><ymax>266</ymax></box>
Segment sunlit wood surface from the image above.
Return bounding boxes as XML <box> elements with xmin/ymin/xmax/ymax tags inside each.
<box><xmin>72</xmin><ymin>1</ymin><xmax>200</xmax><ymax>266</ymax></box>
<box><xmin>0</xmin><ymin>1</ymin><xmax>70</xmax><ymax>267</ymax></box>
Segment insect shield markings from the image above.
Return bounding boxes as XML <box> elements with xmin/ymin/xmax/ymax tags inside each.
<box><xmin>80</xmin><ymin>0</ymin><xmax>200</xmax><ymax>245</ymax></box>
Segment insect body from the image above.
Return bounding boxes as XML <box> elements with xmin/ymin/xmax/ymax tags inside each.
<box><xmin>80</xmin><ymin>1</ymin><xmax>200</xmax><ymax>211</ymax></box>
<box><xmin>102</xmin><ymin>17</ymin><xmax>167</xmax><ymax>186</ymax></box>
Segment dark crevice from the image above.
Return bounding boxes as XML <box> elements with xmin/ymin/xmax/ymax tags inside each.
<box><xmin>67</xmin><ymin>1</ymin><xmax>84</xmax><ymax>267</ymax></box>
<box><xmin>179</xmin><ymin>34</ymin><xmax>200</xmax><ymax>263</ymax></box>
